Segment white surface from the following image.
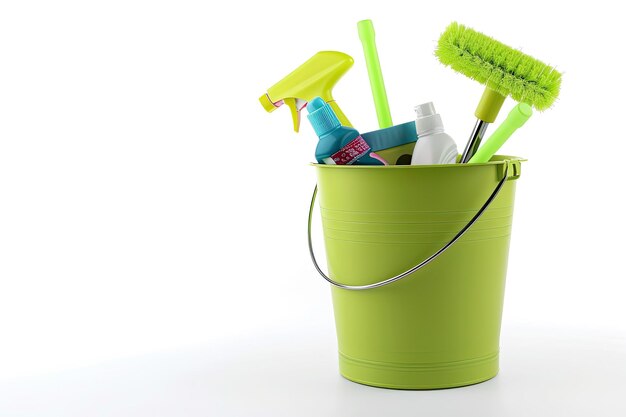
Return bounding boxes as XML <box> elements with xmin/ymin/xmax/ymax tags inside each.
<box><xmin>1</xmin><ymin>324</ymin><xmax>625</xmax><ymax>416</ymax></box>
<box><xmin>1</xmin><ymin>0</ymin><xmax>625</xmax><ymax>415</ymax></box>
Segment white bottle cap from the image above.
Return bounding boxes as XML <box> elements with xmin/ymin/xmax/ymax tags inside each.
<box><xmin>414</xmin><ymin>102</ymin><xmax>443</xmax><ymax>135</ymax></box>
<box><xmin>414</xmin><ymin>102</ymin><xmax>436</xmax><ymax>118</ymax></box>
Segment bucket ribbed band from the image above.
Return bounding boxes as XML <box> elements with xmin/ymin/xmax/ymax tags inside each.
<box><xmin>338</xmin><ymin>351</ymin><xmax>499</xmax><ymax>389</ymax></box>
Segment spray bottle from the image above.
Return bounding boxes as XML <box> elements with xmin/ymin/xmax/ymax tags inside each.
<box><xmin>306</xmin><ymin>97</ymin><xmax>382</xmax><ymax>165</ymax></box>
<box><xmin>410</xmin><ymin>102</ymin><xmax>458</xmax><ymax>165</ymax></box>
<box><xmin>259</xmin><ymin>51</ymin><xmax>354</xmax><ymax>132</ymax></box>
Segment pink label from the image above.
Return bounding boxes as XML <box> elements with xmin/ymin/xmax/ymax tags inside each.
<box><xmin>330</xmin><ymin>136</ymin><xmax>371</xmax><ymax>165</ymax></box>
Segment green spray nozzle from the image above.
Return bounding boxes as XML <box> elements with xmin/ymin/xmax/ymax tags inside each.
<box><xmin>259</xmin><ymin>51</ymin><xmax>353</xmax><ymax>132</ymax></box>
<box><xmin>468</xmin><ymin>103</ymin><xmax>533</xmax><ymax>164</ymax></box>
<box><xmin>357</xmin><ymin>19</ymin><xmax>393</xmax><ymax>129</ymax></box>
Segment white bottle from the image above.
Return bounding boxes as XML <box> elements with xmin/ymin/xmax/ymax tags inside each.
<box><xmin>410</xmin><ymin>102</ymin><xmax>458</xmax><ymax>165</ymax></box>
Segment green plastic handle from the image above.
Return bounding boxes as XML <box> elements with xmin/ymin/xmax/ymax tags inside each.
<box><xmin>358</xmin><ymin>20</ymin><xmax>393</xmax><ymax>129</ymax></box>
<box><xmin>475</xmin><ymin>88</ymin><xmax>506</xmax><ymax>123</ymax></box>
<box><xmin>469</xmin><ymin>103</ymin><xmax>533</xmax><ymax>164</ymax></box>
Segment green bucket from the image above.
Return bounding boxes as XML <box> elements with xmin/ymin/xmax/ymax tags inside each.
<box><xmin>309</xmin><ymin>156</ymin><xmax>524</xmax><ymax>389</ymax></box>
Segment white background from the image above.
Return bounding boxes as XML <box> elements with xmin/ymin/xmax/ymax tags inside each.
<box><xmin>1</xmin><ymin>0</ymin><xmax>625</xmax><ymax>415</ymax></box>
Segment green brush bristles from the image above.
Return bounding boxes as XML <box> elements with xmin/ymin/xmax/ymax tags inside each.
<box><xmin>436</xmin><ymin>22</ymin><xmax>561</xmax><ymax>110</ymax></box>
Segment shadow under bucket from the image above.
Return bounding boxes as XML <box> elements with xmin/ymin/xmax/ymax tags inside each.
<box><xmin>309</xmin><ymin>156</ymin><xmax>524</xmax><ymax>389</ymax></box>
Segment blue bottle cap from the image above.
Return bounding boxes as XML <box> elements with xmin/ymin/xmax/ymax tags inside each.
<box><xmin>306</xmin><ymin>97</ymin><xmax>340</xmax><ymax>137</ymax></box>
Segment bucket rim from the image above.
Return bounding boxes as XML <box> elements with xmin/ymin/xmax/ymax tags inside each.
<box><xmin>311</xmin><ymin>155</ymin><xmax>527</xmax><ymax>168</ymax></box>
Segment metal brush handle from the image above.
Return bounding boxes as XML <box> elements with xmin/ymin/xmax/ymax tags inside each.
<box><xmin>460</xmin><ymin>119</ymin><xmax>489</xmax><ymax>163</ymax></box>
<box><xmin>307</xmin><ymin>160</ymin><xmax>514</xmax><ymax>291</ymax></box>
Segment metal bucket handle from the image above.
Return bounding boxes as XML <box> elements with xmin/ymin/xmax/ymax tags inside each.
<box><xmin>307</xmin><ymin>159</ymin><xmax>520</xmax><ymax>290</ymax></box>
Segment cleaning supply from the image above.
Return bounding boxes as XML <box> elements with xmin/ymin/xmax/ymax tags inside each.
<box><xmin>369</xmin><ymin>152</ymin><xmax>389</xmax><ymax>165</ymax></box>
<box><xmin>259</xmin><ymin>51</ymin><xmax>354</xmax><ymax>132</ymax></box>
<box><xmin>469</xmin><ymin>103</ymin><xmax>533</xmax><ymax>164</ymax></box>
<box><xmin>307</xmin><ymin>97</ymin><xmax>382</xmax><ymax>165</ymax></box>
<box><xmin>411</xmin><ymin>102</ymin><xmax>458</xmax><ymax>165</ymax></box>
<box><xmin>436</xmin><ymin>22</ymin><xmax>561</xmax><ymax>162</ymax></box>
<box><xmin>358</xmin><ymin>19</ymin><xmax>393</xmax><ymax>129</ymax></box>
<box><xmin>362</xmin><ymin>121</ymin><xmax>417</xmax><ymax>165</ymax></box>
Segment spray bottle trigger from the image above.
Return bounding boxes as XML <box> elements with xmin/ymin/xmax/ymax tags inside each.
<box><xmin>283</xmin><ymin>98</ymin><xmax>300</xmax><ymax>132</ymax></box>
<box><xmin>283</xmin><ymin>98</ymin><xmax>308</xmax><ymax>132</ymax></box>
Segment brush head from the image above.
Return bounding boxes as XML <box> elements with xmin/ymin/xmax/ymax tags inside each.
<box><xmin>436</xmin><ymin>22</ymin><xmax>561</xmax><ymax>110</ymax></box>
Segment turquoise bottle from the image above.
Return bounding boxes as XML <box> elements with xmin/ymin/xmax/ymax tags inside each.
<box><xmin>306</xmin><ymin>97</ymin><xmax>382</xmax><ymax>165</ymax></box>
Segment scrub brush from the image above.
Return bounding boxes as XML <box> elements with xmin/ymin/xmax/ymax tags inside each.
<box><xmin>436</xmin><ymin>22</ymin><xmax>561</xmax><ymax>162</ymax></box>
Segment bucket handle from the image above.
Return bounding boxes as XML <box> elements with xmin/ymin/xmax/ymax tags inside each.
<box><xmin>308</xmin><ymin>160</ymin><xmax>518</xmax><ymax>290</ymax></box>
